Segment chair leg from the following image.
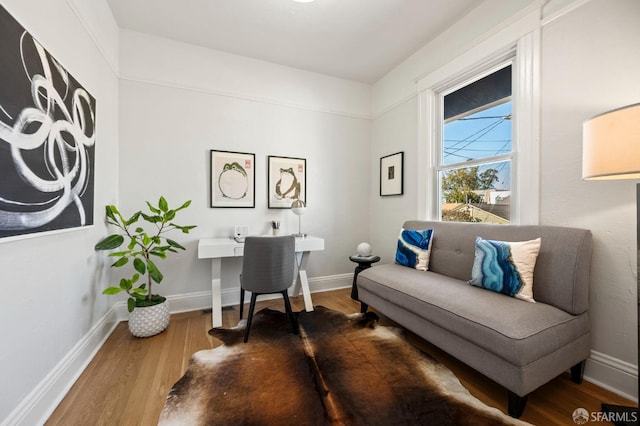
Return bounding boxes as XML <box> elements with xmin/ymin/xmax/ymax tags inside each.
<box><xmin>243</xmin><ymin>293</ymin><xmax>258</xmax><ymax>343</ymax></box>
<box><xmin>360</xmin><ymin>302</ymin><xmax>368</xmax><ymax>313</ymax></box>
<box><xmin>239</xmin><ymin>288</ymin><xmax>245</xmax><ymax>319</ymax></box>
<box><xmin>282</xmin><ymin>290</ymin><xmax>298</xmax><ymax>335</ymax></box>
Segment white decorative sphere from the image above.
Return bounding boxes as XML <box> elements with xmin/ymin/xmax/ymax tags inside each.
<box><xmin>357</xmin><ymin>242</ymin><xmax>372</xmax><ymax>257</ymax></box>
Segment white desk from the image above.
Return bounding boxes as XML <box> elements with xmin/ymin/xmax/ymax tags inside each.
<box><xmin>198</xmin><ymin>236</ymin><xmax>325</xmax><ymax>327</ymax></box>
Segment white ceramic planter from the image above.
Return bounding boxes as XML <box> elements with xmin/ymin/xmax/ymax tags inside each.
<box><xmin>128</xmin><ymin>300</ymin><xmax>170</xmax><ymax>338</ymax></box>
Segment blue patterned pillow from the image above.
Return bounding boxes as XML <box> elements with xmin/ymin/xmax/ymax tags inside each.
<box><xmin>468</xmin><ymin>237</ymin><xmax>541</xmax><ymax>302</ymax></box>
<box><xmin>395</xmin><ymin>228</ymin><xmax>434</xmax><ymax>271</ymax></box>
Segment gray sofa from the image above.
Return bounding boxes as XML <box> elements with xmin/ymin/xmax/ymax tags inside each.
<box><xmin>356</xmin><ymin>220</ymin><xmax>593</xmax><ymax>418</ymax></box>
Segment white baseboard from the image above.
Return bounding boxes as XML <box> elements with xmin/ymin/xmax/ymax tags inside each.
<box><xmin>585</xmin><ymin>350</ymin><xmax>638</xmax><ymax>403</ymax></box>
<box><xmin>220</xmin><ymin>273</ymin><xmax>353</xmax><ymax>308</ymax></box>
<box><xmin>2</xmin><ymin>305</ymin><xmax>120</xmax><ymax>426</ymax></box>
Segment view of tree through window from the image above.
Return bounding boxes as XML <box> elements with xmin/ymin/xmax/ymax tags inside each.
<box><xmin>439</xmin><ymin>65</ymin><xmax>512</xmax><ymax>224</ymax></box>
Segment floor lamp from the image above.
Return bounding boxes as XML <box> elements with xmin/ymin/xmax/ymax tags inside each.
<box><xmin>582</xmin><ymin>103</ymin><xmax>640</xmax><ymax>425</ymax></box>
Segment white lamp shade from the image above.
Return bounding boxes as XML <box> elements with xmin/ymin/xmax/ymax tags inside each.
<box><xmin>582</xmin><ymin>103</ymin><xmax>640</xmax><ymax>180</ymax></box>
<box><xmin>291</xmin><ymin>199</ymin><xmax>306</xmax><ymax>216</ymax></box>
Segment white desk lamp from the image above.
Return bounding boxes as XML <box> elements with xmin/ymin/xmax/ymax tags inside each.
<box><xmin>291</xmin><ymin>199</ymin><xmax>306</xmax><ymax>237</ymax></box>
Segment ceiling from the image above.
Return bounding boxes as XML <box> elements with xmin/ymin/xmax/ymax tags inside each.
<box><xmin>106</xmin><ymin>0</ymin><xmax>483</xmax><ymax>84</ymax></box>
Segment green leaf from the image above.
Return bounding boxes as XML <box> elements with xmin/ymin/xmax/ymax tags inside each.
<box><xmin>131</xmin><ymin>287</ymin><xmax>148</xmax><ymax>295</ymax></box>
<box><xmin>166</xmin><ymin>239</ymin><xmax>185</xmax><ymax>250</ymax></box>
<box><xmin>125</xmin><ymin>211</ymin><xmax>141</xmax><ymax>226</ymax></box>
<box><xmin>159</xmin><ymin>196</ymin><xmax>169</xmax><ymax>212</ymax></box>
<box><xmin>150</xmin><ymin>250</ymin><xmax>167</xmax><ymax>259</ymax></box>
<box><xmin>108</xmin><ymin>251</ymin><xmax>131</xmax><ymax>257</ymax></box>
<box><xmin>128</xmin><ymin>238</ymin><xmax>137</xmax><ymax>250</ymax></box>
<box><xmin>95</xmin><ymin>234</ymin><xmax>124</xmax><ymax>250</ymax></box>
<box><xmin>105</xmin><ymin>205</ymin><xmax>118</xmax><ymax>222</ymax></box>
<box><xmin>147</xmin><ymin>260</ymin><xmax>163</xmax><ymax>283</ymax></box>
<box><xmin>120</xmin><ymin>278</ymin><xmax>132</xmax><ymax>290</ymax></box>
<box><xmin>135</xmin><ymin>227</ymin><xmax>144</xmax><ymax>233</ymax></box>
<box><xmin>176</xmin><ymin>200</ymin><xmax>192</xmax><ymax>211</ymax></box>
<box><xmin>164</xmin><ymin>210</ymin><xmax>176</xmax><ymax>221</ymax></box>
<box><xmin>133</xmin><ymin>258</ymin><xmax>146</xmax><ymax>274</ymax></box>
<box><xmin>142</xmin><ymin>233</ymin><xmax>152</xmax><ymax>246</ymax></box>
<box><xmin>102</xmin><ymin>287</ymin><xmax>122</xmax><ymax>295</ymax></box>
<box><xmin>112</xmin><ymin>257</ymin><xmax>129</xmax><ymax>268</ymax></box>
<box><xmin>146</xmin><ymin>201</ymin><xmax>161</xmax><ymax>214</ymax></box>
<box><xmin>127</xmin><ymin>298</ymin><xmax>135</xmax><ymax>313</ymax></box>
<box><xmin>141</xmin><ymin>213</ymin><xmax>162</xmax><ymax>223</ymax></box>
<box><xmin>172</xmin><ymin>224</ymin><xmax>196</xmax><ymax>234</ymax></box>
<box><xmin>152</xmin><ymin>236</ymin><xmax>162</xmax><ymax>245</ymax></box>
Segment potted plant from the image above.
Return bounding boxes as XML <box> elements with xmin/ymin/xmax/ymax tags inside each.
<box><xmin>95</xmin><ymin>196</ymin><xmax>196</xmax><ymax>337</ymax></box>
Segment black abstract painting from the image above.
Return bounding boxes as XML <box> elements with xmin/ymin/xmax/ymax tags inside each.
<box><xmin>0</xmin><ymin>5</ymin><xmax>96</xmax><ymax>239</ymax></box>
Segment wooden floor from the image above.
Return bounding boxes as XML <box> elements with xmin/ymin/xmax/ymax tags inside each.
<box><xmin>47</xmin><ymin>288</ymin><xmax>636</xmax><ymax>425</ymax></box>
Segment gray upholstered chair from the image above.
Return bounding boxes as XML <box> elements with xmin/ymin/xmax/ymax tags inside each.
<box><xmin>239</xmin><ymin>235</ymin><xmax>298</xmax><ymax>343</ymax></box>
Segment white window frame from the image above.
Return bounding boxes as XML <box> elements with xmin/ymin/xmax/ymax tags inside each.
<box><xmin>417</xmin><ymin>12</ymin><xmax>541</xmax><ymax>225</ymax></box>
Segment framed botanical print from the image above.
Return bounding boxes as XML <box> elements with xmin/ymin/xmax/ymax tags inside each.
<box><xmin>268</xmin><ymin>156</ymin><xmax>306</xmax><ymax>209</ymax></box>
<box><xmin>380</xmin><ymin>151</ymin><xmax>404</xmax><ymax>196</ymax></box>
<box><xmin>210</xmin><ymin>150</ymin><xmax>255</xmax><ymax>208</ymax></box>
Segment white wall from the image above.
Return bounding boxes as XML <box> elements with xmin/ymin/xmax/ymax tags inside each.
<box><xmin>0</xmin><ymin>0</ymin><xmax>119</xmax><ymax>424</ymax></box>
<box><xmin>540</xmin><ymin>0</ymin><xmax>640</xmax><ymax>398</ymax></box>
<box><xmin>117</xmin><ymin>30</ymin><xmax>372</xmax><ymax>302</ymax></box>
<box><xmin>370</xmin><ymin>96</ymin><xmax>419</xmax><ymax>262</ymax></box>
<box><xmin>370</xmin><ymin>0</ymin><xmax>639</xmax><ymax>400</ymax></box>
<box><xmin>372</xmin><ymin>0</ymin><xmax>535</xmax><ymax>117</ymax></box>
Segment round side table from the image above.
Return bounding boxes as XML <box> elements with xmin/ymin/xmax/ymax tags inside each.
<box><xmin>349</xmin><ymin>255</ymin><xmax>380</xmax><ymax>312</ymax></box>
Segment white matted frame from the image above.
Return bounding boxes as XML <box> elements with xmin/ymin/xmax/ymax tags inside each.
<box><xmin>380</xmin><ymin>152</ymin><xmax>404</xmax><ymax>196</ymax></box>
<box><xmin>210</xmin><ymin>150</ymin><xmax>255</xmax><ymax>208</ymax></box>
<box><xmin>268</xmin><ymin>156</ymin><xmax>306</xmax><ymax>208</ymax></box>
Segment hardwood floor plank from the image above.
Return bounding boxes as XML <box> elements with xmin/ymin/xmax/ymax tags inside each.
<box><xmin>46</xmin><ymin>289</ymin><xmax>637</xmax><ymax>425</ymax></box>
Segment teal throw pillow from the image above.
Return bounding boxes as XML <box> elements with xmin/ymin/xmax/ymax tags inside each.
<box><xmin>468</xmin><ymin>237</ymin><xmax>541</xmax><ymax>303</ymax></box>
<box><xmin>395</xmin><ymin>228</ymin><xmax>434</xmax><ymax>271</ymax></box>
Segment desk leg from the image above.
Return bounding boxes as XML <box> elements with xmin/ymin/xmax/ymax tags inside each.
<box><xmin>210</xmin><ymin>258</ymin><xmax>223</xmax><ymax>328</ymax></box>
<box><xmin>293</xmin><ymin>251</ymin><xmax>314</xmax><ymax>312</ymax></box>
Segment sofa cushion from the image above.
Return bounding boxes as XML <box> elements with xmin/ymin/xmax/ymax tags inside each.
<box><xmin>357</xmin><ymin>264</ymin><xmax>590</xmax><ymax>367</ymax></box>
<box><xmin>468</xmin><ymin>237</ymin><xmax>541</xmax><ymax>303</ymax></box>
<box><xmin>395</xmin><ymin>228</ymin><xmax>434</xmax><ymax>271</ymax></box>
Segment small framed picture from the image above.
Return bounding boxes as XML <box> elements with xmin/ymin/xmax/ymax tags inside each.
<box><xmin>210</xmin><ymin>150</ymin><xmax>255</xmax><ymax>208</ymax></box>
<box><xmin>380</xmin><ymin>151</ymin><xmax>404</xmax><ymax>196</ymax></box>
<box><xmin>268</xmin><ymin>156</ymin><xmax>306</xmax><ymax>208</ymax></box>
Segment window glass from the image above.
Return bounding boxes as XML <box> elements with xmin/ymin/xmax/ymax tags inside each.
<box><xmin>438</xmin><ymin>65</ymin><xmax>512</xmax><ymax>224</ymax></box>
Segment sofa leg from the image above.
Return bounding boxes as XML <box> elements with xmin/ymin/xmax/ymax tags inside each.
<box><xmin>360</xmin><ymin>302</ymin><xmax>368</xmax><ymax>313</ymax></box>
<box><xmin>507</xmin><ymin>391</ymin><xmax>528</xmax><ymax>418</ymax></box>
<box><xmin>571</xmin><ymin>361</ymin><xmax>586</xmax><ymax>384</ymax></box>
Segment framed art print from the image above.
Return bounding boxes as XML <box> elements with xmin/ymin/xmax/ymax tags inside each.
<box><xmin>0</xmin><ymin>5</ymin><xmax>97</xmax><ymax>240</ymax></box>
<box><xmin>210</xmin><ymin>150</ymin><xmax>255</xmax><ymax>208</ymax></box>
<box><xmin>380</xmin><ymin>151</ymin><xmax>404</xmax><ymax>196</ymax></box>
<box><xmin>268</xmin><ymin>156</ymin><xmax>306</xmax><ymax>208</ymax></box>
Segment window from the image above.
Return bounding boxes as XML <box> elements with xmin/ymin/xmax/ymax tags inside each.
<box><xmin>417</xmin><ymin>25</ymin><xmax>540</xmax><ymax>225</ymax></box>
<box><xmin>438</xmin><ymin>64</ymin><xmax>513</xmax><ymax>224</ymax></box>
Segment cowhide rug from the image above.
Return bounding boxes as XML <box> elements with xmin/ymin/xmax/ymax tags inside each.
<box><xmin>159</xmin><ymin>306</ymin><xmax>529</xmax><ymax>425</ymax></box>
